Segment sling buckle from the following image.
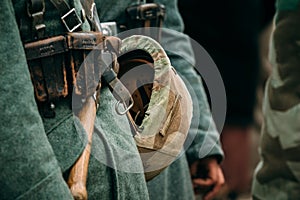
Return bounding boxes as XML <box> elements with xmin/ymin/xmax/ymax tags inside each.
<box><xmin>61</xmin><ymin>8</ymin><xmax>82</xmax><ymax>32</ymax></box>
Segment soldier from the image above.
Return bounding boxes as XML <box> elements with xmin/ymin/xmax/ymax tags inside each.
<box><xmin>0</xmin><ymin>1</ymin><xmax>224</xmax><ymax>200</ymax></box>
<box><xmin>252</xmin><ymin>0</ymin><xmax>300</xmax><ymax>199</ymax></box>
<box><xmin>94</xmin><ymin>0</ymin><xmax>225</xmax><ymax>199</ymax></box>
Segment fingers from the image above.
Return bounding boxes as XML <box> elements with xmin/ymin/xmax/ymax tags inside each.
<box><xmin>192</xmin><ymin>178</ymin><xmax>214</xmax><ymax>195</ymax></box>
<box><xmin>192</xmin><ymin>158</ymin><xmax>219</xmax><ymax>187</ymax></box>
<box><xmin>203</xmin><ymin>167</ymin><xmax>225</xmax><ymax>200</ymax></box>
<box><xmin>190</xmin><ymin>158</ymin><xmax>225</xmax><ymax>200</ymax></box>
<box><xmin>193</xmin><ymin>178</ymin><xmax>214</xmax><ymax>186</ymax></box>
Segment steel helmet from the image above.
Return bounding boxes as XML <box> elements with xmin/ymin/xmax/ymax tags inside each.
<box><xmin>118</xmin><ymin>35</ymin><xmax>193</xmax><ymax>180</ymax></box>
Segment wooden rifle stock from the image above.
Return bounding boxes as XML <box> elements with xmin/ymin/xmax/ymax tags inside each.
<box><xmin>67</xmin><ymin>96</ymin><xmax>97</xmax><ymax>200</ymax></box>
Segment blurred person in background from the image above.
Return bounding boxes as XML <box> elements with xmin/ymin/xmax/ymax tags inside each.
<box><xmin>178</xmin><ymin>0</ymin><xmax>274</xmax><ymax>199</ymax></box>
<box><xmin>252</xmin><ymin>0</ymin><xmax>300</xmax><ymax>199</ymax></box>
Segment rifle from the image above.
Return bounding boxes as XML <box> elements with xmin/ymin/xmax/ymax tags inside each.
<box><xmin>66</xmin><ymin>2</ymin><xmax>102</xmax><ymax>199</ymax></box>
<box><xmin>67</xmin><ymin>94</ymin><xmax>97</xmax><ymax>200</ymax></box>
<box><xmin>66</xmin><ymin>35</ymin><xmax>129</xmax><ymax>199</ymax></box>
<box><xmin>65</xmin><ymin>13</ymin><xmax>126</xmax><ymax>200</ymax></box>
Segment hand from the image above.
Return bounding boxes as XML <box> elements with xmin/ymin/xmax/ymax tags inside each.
<box><xmin>190</xmin><ymin>157</ymin><xmax>225</xmax><ymax>200</ymax></box>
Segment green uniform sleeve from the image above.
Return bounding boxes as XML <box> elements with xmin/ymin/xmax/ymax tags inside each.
<box><xmin>0</xmin><ymin>1</ymin><xmax>73</xmax><ymax>199</ymax></box>
<box><xmin>168</xmin><ymin>47</ymin><xmax>224</xmax><ymax>164</ymax></box>
<box><xmin>158</xmin><ymin>0</ymin><xmax>224</xmax><ymax>164</ymax></box>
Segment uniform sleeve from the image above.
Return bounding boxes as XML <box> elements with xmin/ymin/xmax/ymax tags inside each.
<box><xmin>0</xmin><ymin>1</ymin><xmax>73</xmax><ymax>199</ymax></box>
<box><xmin>158</xmin><ymin>0</ymin><xmax>224</xmax><ymax>163</ymax></box>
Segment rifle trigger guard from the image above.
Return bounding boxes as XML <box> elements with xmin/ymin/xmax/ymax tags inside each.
<box><xmin>115</xmin><ymin>98</ymin><xmax>134</xmax><ymax>115</ymax></box>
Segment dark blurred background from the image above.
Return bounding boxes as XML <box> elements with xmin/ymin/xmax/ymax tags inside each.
<box><xmin>178</xmin><ymin>0</ymin><xmax>275</xmax><ymax>199</ymax></box>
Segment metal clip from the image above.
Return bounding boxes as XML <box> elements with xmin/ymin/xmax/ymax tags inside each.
<box><xmin>61</xmin><ymin>8</ymin><xmax>82</xmax><ymax>32</ymax></box>
<box><xmin>115</xmin><ymin>98</ymin><xmax>134</xmax><ymax>115</ymax></box>
<box><xmin>92</xmin><ymin>91</ymin><xmax>100</xmax><ymax>110</ymax></box>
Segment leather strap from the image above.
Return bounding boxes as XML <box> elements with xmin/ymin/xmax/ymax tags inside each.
<box><xmin>126</xmin><ymin>3</ymin><xmax>165</xmax><ymax>41</ymax></box>
<box><xmin>100</xmin><ymin>52</ymin><xmax>131</xmax><ymax>103</ymax></box>
<box><xmin>80</xmin><ymin>0</ymin><xmax>102</xmax><ymax>31</ymax></box>
<box><xmin>50</xmin><ymin>0</ymin><xmax>71</xmax><ymax>15</ymax></box>
<box><xmin>26</xmin><ymin>0</ymin><xmax>46</xmax><ymax>39</ymax></box>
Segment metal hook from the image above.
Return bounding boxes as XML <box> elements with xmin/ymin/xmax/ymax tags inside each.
<box><xmin>115</xmin><ymin>98</ymin><xmax>134</xmax><ymax>115</ymax></box>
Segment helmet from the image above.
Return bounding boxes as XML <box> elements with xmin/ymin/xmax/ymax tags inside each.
<box><xmin>117</xmin><ymin>35</ymin><xmax>193</xmax><ymax>180</ymax></box>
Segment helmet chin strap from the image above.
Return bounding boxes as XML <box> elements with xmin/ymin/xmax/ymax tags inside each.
<box><xmin>117</xmin><ymin>50</ymin><xmax>155</xmax><ymax>136</ymax></box>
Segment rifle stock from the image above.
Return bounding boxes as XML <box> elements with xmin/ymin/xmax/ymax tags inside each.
<box><xmin>68</xmin><ymin>96</ymin><xmax>97</xmax><ymax>200</ymax></box>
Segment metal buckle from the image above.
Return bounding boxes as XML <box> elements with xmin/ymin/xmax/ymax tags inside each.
<box><xmin>101</xmin><ymin>22</ymin><xmax>117</xmax><ymax>36</ymax></box>
<box><xmin>61</xmin><ymin>8</ymin><xmax>82</xmax><ymax>32</ymax></box>
<box><xmin>27</xmin><ymin>0</ymin><xmax>45</xmax><ymax>17</ymax></box>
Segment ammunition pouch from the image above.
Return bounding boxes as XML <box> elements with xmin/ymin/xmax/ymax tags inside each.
<box><xmin>24</xmin><ymin>32</ymin><xmax>121</xmax><ymax>117</ymax></box>
<box><xmin>67</xmin><ymin>32</ymin><xmax>103</xmax><ymax>112</ymax></box>
<box><xmin>25</xmin><ymin>36</ymin><xmax>68</xmax><ymax>103</ymax></box>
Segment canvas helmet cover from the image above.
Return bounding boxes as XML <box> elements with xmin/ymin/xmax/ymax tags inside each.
<box><xmin>118</xmin><ymin>35</ymin><xmax>193</xmax><ymax>181</ymax></box>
